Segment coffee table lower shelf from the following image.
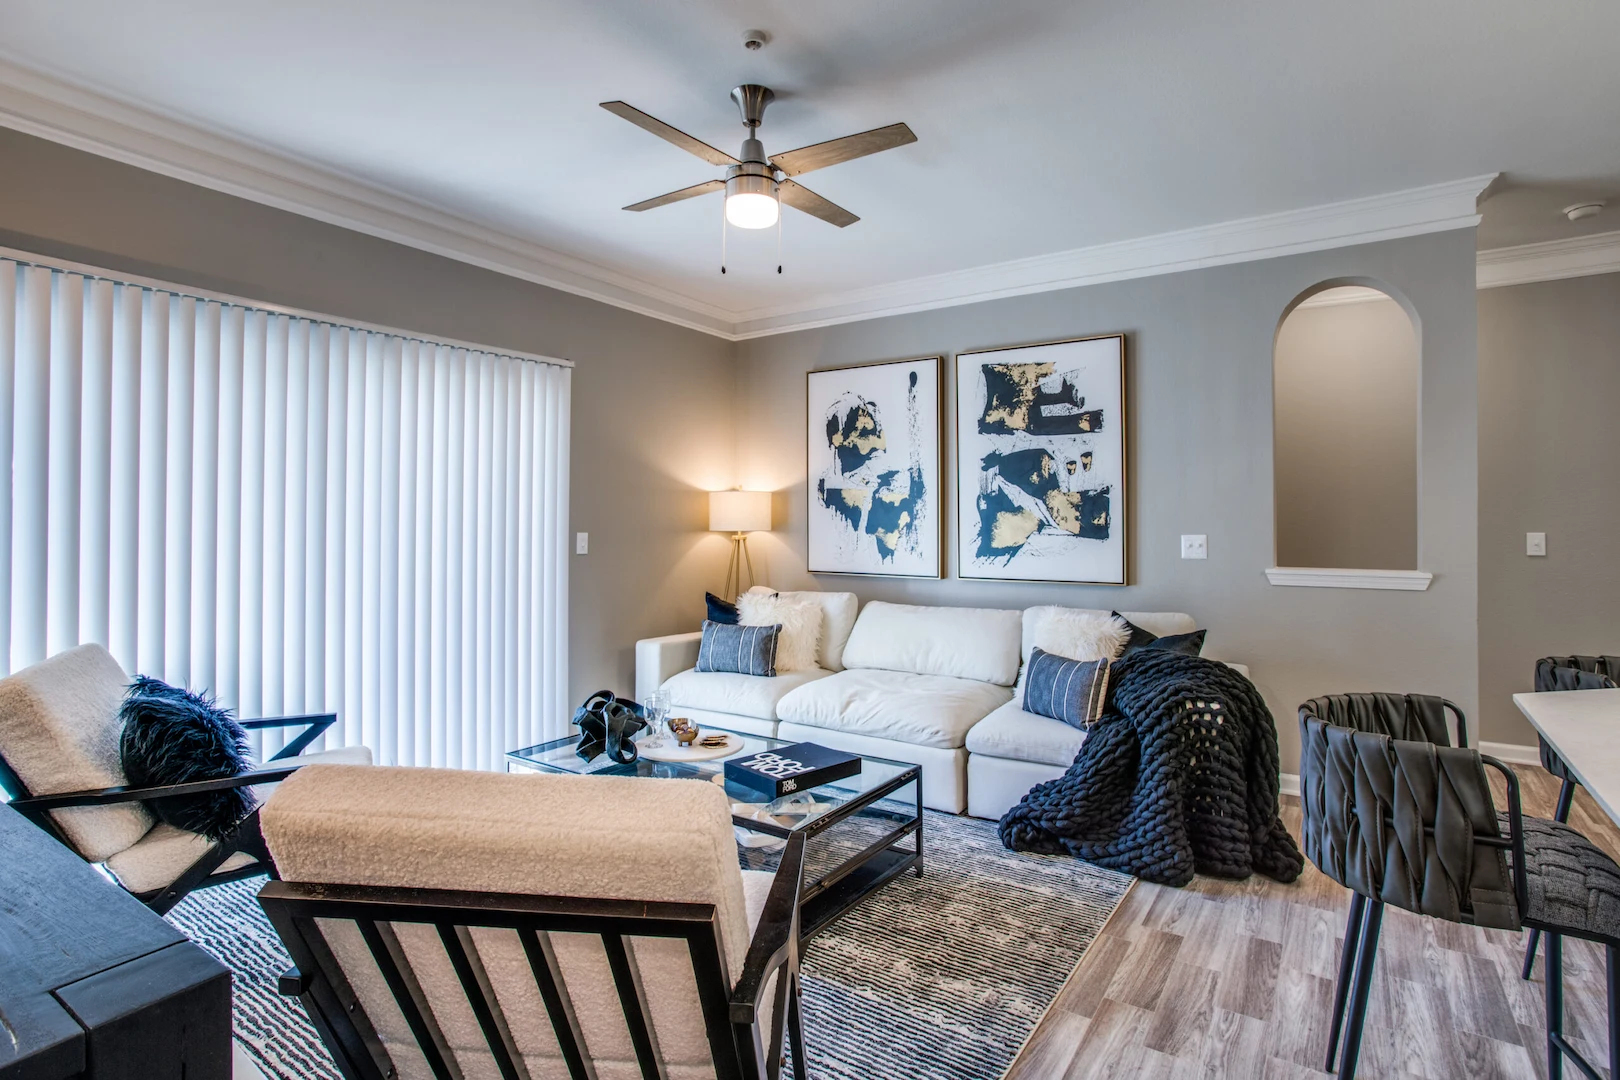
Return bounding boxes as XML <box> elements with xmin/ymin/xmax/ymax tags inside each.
<box><xmin>799</xmin><ymin>841</ymin><xmax>922</xmax><ymax>942</ymax></box>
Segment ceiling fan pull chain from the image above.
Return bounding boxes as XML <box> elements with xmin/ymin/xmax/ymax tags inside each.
<box><xmin>720</xmin><ymin>198</ymin><xmax>728</xmax><ymax>274</ymax></box>
<box><xmin>776</xmin><ymin>193</ymin><xmax>783</xmax><ymax>274</ymax></box>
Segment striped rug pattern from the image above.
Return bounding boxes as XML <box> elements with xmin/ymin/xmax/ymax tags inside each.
<box><xmin>167</xmin><ymin>810</ymin><xmax>1131</xmax><ymax>1080</ymax></box>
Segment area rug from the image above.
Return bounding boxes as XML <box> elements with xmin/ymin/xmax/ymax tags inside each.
<box><xmin>167</xmin><ymin>810</ymin><xmax>1131</xmax><ymax>1080</ymax></box>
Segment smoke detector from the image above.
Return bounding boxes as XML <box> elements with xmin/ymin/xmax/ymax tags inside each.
<box><xmin>742</xmin><ymin>29</ymin><xmax>770</xmax><ymax>51</ymax></box>
<box><xmin>1564</xmin><ymin>201</ymin><xmax>1604</xmax><ymax>222</ymax></box>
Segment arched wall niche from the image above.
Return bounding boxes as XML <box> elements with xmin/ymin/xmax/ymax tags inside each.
<box><xmin>1268</xmin><ymin>277</ymin><xmax>1431</xmax><ymax>590</ymax></box>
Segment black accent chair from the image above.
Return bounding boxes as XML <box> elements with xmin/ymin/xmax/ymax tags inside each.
<box><xmin>1299</xmin><ymin>691</ymin><xmax>1466</xmax><ymax>1073</ymax></box>
<box><xmin>1523</xmin><ymin>656</ymin><xmax>1620</xmax><ymax>979</ymax></box>
<box><xmin>0</xmin><ymin>642</ymin><xmax>361</xmax><ymax>915</ymax></box>
<box><xmin>257</xmin><ymin>763</ymin><xmax>809</xmax><ymax>1080</ymax></box>
<box><xmin>1300</xmin><ymin>713</ymin><xmax>1620</xmax><ymax>1080</ymax></box>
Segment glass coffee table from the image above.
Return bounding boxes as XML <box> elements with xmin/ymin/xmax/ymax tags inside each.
<box><xmin>506</xmin><ymin>728</ymin><xmax>922</xmax><ymax>942</ymax></box>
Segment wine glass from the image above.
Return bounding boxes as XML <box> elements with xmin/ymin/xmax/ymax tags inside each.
<box><xmin>640</xmin><ymin>689</ymin><xmax>669</xmax><ymax>747</ymax></box>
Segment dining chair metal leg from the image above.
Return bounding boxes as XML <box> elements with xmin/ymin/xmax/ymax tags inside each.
<box><xmin>1608</xmin><ymin>946</ymin><xmax>1618</xmax><ymax>1080</ymax></box>
<box><xmin>1524</xmin><ymin>929</ymin><xmax>1543</xmax><ymax>981</ymax></box>
<box><xmin>1337</xmin><ymin>900</ymin><xmax>1384</xmax><ymax>1080</ymax></box>
<box><xmin>1326</xmin><ymin>892</ymin><xmax>1367</xmax><ymax>1071</ymax></box>
<box><xmin>1546</xmin><ymin>932</ymin><xmax>1564</xmax><ymax>1080</ymax></box>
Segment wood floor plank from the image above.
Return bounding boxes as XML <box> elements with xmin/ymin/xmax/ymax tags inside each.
<box><xmin>1010</xmin><ymin>762</ymin><xmax>1613</xmax><ymax>1079</ymax></box>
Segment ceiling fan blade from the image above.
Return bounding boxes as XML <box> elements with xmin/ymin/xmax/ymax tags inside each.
<box><xmin>779</xmin><ymin>180</ymin><xmax>859</xmax><ymax>228</ymax></box>
<box><xmin>770</xmin><ymin>122</ymin><xmax>917</xmax><ymax>178</ymax></box>
<box><xmin>600</xmin><ymin>101</ymin><xmax>740</xmax><ymax>167</ymax></box>
<box><xmin>623</xmin><ymin>179</ymin><xmax>726</xmax><ymax>212</ymax></box>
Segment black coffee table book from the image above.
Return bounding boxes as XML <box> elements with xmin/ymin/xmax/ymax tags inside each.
<box><xmin>724</xmin><ymin>741</ymin><xmax>862</xmax><ymax>798</ymax></box>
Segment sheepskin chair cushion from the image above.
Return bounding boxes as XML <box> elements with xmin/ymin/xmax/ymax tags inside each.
<box><xmin>119</xmin><ymin>676</ymin><xmax>253</xmax><ymax>841</ymax></box>
<box><xmin>264</xmin><ymin>765</ymin><xmax>758</xmax><ymax>1077</ymax></box>
<box><xmin>0</xmin><ymin>643</ymin><xmax>154</xmax><ymax>860</ymax></box>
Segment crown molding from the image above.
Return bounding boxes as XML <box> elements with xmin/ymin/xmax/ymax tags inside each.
<box><xmin>728</xmin><ymin>175</ymin><xmax>1496</xmax><ymax>338</ymax></box>
<box><xmin>0</xmin><ymin>57</ymin><xmax>1515</xmax><ymax>341</ymax></box>
<box><xmin>0</xmin><ymin>54</ymin><xmax>738</xmax><ymax>338</ymax></box>
<box><xmin>1476</xmin><ymin>230</ymin><xmax>1620</xmax><ymax>289</ymax></box>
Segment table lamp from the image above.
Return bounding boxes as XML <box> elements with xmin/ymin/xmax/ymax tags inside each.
<box><xmin>710</xmin><ymin>489</ymin><xmax>772</xmax><ymax>599</ymax></box>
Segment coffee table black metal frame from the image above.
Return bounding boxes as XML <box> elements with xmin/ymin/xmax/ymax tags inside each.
<box><xmin>505</xmin><ymin>730</ymin><xmax>923</xmax><ymax>943</ymax></box>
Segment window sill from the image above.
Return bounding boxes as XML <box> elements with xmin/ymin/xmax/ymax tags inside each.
<box><xmin>1264</xmin><ymin>567</ymin><xmax>1433</xmax><ymax>591</ymax></box>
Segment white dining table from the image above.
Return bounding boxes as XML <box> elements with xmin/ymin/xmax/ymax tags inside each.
<box><xmin>1513</xmin><ymin>688</ymin><xmax>1620</xmax><ymax>825</ymax></box>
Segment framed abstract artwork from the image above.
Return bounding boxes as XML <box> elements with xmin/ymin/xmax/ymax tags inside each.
<box><xmin>955</xmin><ymin>334</ymin><xmax>1127</xmax><ymax>584</ymax></box>
<box><xmin>806</xmin><ymin>356</ymin><xmax>942</xmax><ymax>578</ymax></box>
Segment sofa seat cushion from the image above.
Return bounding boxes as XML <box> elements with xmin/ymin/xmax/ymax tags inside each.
<box><xmin>775</xmin><ymin>669</ymin><xmax>1012</xmax><ymax>749</ymax></box>
<box><xmin>965</xmin><ymin>699</ymin><xmax>1087</xmax><ymax>768</ymax></box>
<box><xmin>662</xmin><ymin>667</ymin><xmax>832</xmax><ymax>721</ymax></box>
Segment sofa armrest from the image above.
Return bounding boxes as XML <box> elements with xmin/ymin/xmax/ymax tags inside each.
<box><xmin>635</xmin><ymin>631</ymin><xmax>702</xmax><ymax>701</ymax></box>
<box><xmin>1222</xmin><ymin>661</ymin><xmax>1250</xmax><ymax>679</ymax></box>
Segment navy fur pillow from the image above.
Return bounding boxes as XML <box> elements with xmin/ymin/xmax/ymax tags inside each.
<box><xmin>118</xmin><ymin>676</ymin><xmax>254</xmax><ymax>841</ymax></box>
<box><xmin>705</xmin><ymin>591</ymin><xmax>740</xmax><ymax>625</ymax></box>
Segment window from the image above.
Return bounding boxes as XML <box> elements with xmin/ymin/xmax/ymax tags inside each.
<box><xmin>1270</xmin><ymin>283</ymin><xmax>1429</xmax><ymax>589</ymax></box>
<box><xmin>0</xmin><ymin>252</ymin><xmax>570</xmax><ymax>769</ymax></box>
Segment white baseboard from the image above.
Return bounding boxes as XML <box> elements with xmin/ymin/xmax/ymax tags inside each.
<box><xmin>1280</xmin><ymin>772</ymin><xmax>1300</xmax><ymax>797</ymax></box>
<box><xmin>1479</xmin><ymin>741</ymin><xmax>1541</xmax><ymax>766</ymax></box>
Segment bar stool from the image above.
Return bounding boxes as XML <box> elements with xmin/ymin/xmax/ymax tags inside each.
<box><xmin>1524</xmin><ymin>656</ymin><xmax>1620</xmax><ymax>979</ymax></box>
<box><xmin>1299</xmin><ymin>714</ymin><xmax>1620</xmax><ymax>1080</ymax></box>
<box><xmin>1299</xmin><ymin>693</ymin><xmax>1466</xmax><ymax>1073</ymax></box>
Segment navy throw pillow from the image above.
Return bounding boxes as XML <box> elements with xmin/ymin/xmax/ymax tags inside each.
<box><xmin>1023</xmin><ymin>648</ymin><xmax>1112</xmax><ymax>729</ymax></box>
<box><xmin>1113</xmin><ymin>612</ymin><xmax>1207</xmax><ymax>657</ymax></box>
<box><xmin>705</xmin><ymin>592</ymin><xmax>740</xmax><ymax>625</ymax></box>
<box><xmin>695</xmin><ymin>620</ymin><xmax>780</xmax><ymax>677</ymax></box>
<box><xmin>118</xmin><ymin>676</ymin><xmax>254</xmax><ymax>841</ymax></box>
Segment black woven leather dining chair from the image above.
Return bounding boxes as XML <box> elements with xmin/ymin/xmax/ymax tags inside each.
<box><xmin>1300</xmin><ymin>713</ymin><xmax>1620</xmax><ymax>1080</ymax></box>
<box><xmin>1298</xmin><ymin>692</ymin><xmax>1466</xmax><ymax>1073</ymax></box>
<box><xmin>1523</xmin><ymin>656</ymin><xmax>1620</xmax><ymax>979</ymax></box>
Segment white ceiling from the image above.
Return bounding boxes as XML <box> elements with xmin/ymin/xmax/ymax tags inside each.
<box><xmin>1</xmin><ymin>0</ymin><xmax>1617</xmax><ymax>335</ymax></box>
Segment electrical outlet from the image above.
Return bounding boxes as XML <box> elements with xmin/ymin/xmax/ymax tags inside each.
<box><xmin>1181</xmin><ymin>534</ymin><xmax>1208</xmax><ymax>560</ymax></box>
<box><xmin>1526</xmin><ymin>532</ymin><xmax>1546</xmax><ymax>557</ymax></box>
<box><xmin>575</xmin><ymin>532</ymin><xmax>589</xmax><ymax>555</ymax></box>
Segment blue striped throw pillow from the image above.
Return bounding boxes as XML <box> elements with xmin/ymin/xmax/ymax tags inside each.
<box><xmin>696</xmin><ymin>620</ymin><xmax>781</xmax><ymax>677</ymax></box>
<box><xmin>1023</xmin><ymin>647</ymin><xmax>1111</xmax><ymax>729</ymax></box>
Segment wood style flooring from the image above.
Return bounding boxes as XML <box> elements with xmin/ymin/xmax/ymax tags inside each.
<box><xmin>1006</xmin><ymin>764</ymin><xmax>1617</xmax><ymax>1079</ymax></box>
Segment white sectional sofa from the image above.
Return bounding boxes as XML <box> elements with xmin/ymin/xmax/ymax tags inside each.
<box><xmin>635</xmin><ymin>592</ymin><xmax>1242</xmax><ymax>818</ymax></box>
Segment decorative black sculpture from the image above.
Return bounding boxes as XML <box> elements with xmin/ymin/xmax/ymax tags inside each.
<box><xmin>573</xmin><ymin>691</ymin><xmax>648</xmax><ymax>764</ymax></box>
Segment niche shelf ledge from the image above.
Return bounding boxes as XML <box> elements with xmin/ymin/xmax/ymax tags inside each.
<box><xmin>1265</xmin><ymin>567</ymin><xmax>1433</xmax><ymax>591</ymax></box>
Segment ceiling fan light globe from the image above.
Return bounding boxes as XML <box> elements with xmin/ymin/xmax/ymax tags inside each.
<box><xmin>725</xmin><ymin>191</ymin><xmax>779</xmax><ymax>229</ymax></box>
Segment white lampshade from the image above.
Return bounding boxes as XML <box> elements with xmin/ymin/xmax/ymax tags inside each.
<box><xmin>710</xmin><ymin>490</ymin><xmax>772</xmax><ymax>533</ymax></box>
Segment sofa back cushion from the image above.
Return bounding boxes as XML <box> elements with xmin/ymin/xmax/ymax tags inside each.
<box><xmin>842</xmin><ymin>601</ymin><xmax>1023</xmax><ymax>685</ymax></box>
<box><xmin>0</xmin><ymin>643</ymin><xmax>154</xmax><ymax>861</ymax></box>
<box><xmin>746</xmin><ymin>587</ymin><xmax>859</xmax><ymax>670</ymax></box>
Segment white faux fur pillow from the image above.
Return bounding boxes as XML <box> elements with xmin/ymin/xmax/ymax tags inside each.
<box><xmin>737</xmin><ymin>592</ymin><xmax>823</xmax><ymax>673</ymax></box>
<box><xmin>1016</xmin><ymin>610</ymin><xmax>1130</xmax><ymax>697</ymax></box>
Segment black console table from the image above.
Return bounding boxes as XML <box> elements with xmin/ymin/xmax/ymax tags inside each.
<box><xmin>0</xmin><ymin>802</ymin><xmax>232</xmax><ymax>1080</ymax></box>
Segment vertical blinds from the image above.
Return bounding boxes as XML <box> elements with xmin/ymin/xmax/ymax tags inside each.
<box><xmin>0</xmin><ymin>255</ymin><xmax>570</xmax><ymax>770</ymax></box>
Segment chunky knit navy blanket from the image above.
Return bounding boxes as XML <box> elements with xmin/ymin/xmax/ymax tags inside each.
<box><xmin>998</xmin><ymin>650</ymin><xmax>1303</xmax><ymax>887</ymax></box>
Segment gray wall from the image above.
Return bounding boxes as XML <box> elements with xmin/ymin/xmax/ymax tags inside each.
<box><xmin>0</xmin><ymin>127</ymin><xmax>736</xmax><ymax>705</ymax></box>
<box><xmin>736</xmin><ymin>230</ymin><xmax>1482</xmax><ymax>771</ymax></box>
<box><xmin>1273</xmin><ymin>296</ymin><xmax>1419</xmax><ymax>570</ymax></box>
<box><xmin>1479</xmin><ymin>272</ymin><xmax>1620</xmax><ymax>746</ymax></box>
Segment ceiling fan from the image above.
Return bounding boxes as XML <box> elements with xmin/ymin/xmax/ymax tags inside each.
<box><xmin>600</xmin><ymin>85</ymin><xmax>916</xmax><ymax>231</ymax></box>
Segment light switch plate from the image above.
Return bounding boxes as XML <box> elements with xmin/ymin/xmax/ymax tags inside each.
<box><xmin>1181</xmin><ymin>534</ymin><xmax>1208</xmax><ymax>560</ymax></box>
<box><xmin>575</xmin><ymin>532</ymin><xmax>589</xmax><ymax>555</ymax></box>
<box><xmin>1526</xmin><ymin>532</ymin><xmax>1546</xmax><ymax>557</ymax></box>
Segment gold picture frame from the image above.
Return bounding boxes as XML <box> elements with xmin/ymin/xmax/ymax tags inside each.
<box><xmin>954</xmin><ymin>334</ymin><xmax>1128</xmax><ymax>585</ymax></box>
<box><xmin>805</xmin><ymin>355</ymin><xmax>944</xmax><ymax>580</ymax></box>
